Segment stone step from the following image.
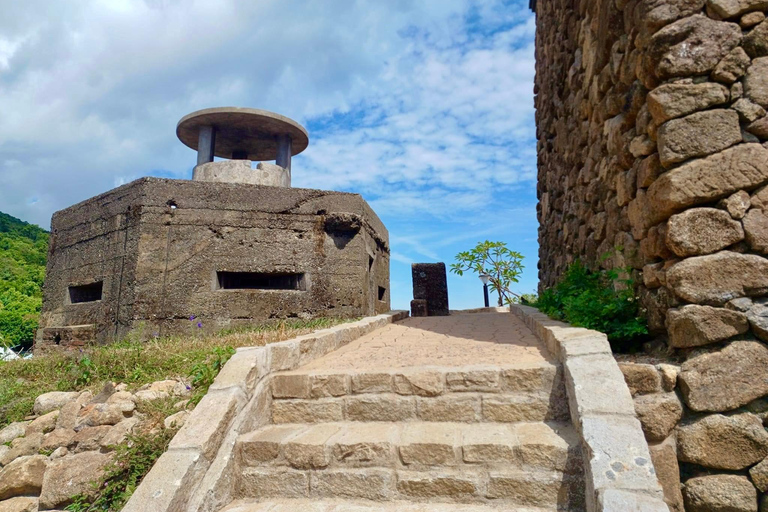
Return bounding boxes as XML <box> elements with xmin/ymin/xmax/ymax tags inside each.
<box><xmin>220</xmin><ymin>498</ymin><xmax>558</xmax><ymax>512</ymax></box>
<box><xmin>235</xmin><ymin>466</ymin><xmax>584</xmax><ymax>509</ymax></box>
<box><xmin>270</xmin><ymin>391</ymin><xmax>569</xmax><ymax>424</ymax></box>
<box><xmin>270</xmin><ymin>364</ymin><xmax>564</xmax><ymax>400</ymax></box>
<box><xmin>237</xmin><ymin>421</ymin><xmax>582</xmax><ymax>473</ymax></box>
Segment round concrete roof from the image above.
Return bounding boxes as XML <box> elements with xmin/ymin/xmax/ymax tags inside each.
<box><xmin>176</xmin><ymin>107</ymin><xmax>309</xmax><ymax>160</ymax></box>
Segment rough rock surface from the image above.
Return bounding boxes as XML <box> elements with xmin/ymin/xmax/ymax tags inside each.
<box><xmin>667</xmin><ymin>304</ymin><xmax>749</xmax><ymax>347</ymax></box>
<box><xmin>750</xmin><ymin>456</ymin><xmax>768</xmax><ymax>492</ymax></box>
<box><xmin>746</xmin><ymin>57</ymin><xmax>768</xmax><ymax>107</ymax></box>
<box><xmin>666</xmin><ymin>251</ymin><xmax>768</xmax><ymax>305</ymax></box>
<box><xmin>679</xmin><ymin>340</ymin><xmax>768</xmax><ymax>411</ymax></box>
<box><xmin>665</xmin><ymin>207</ymin><xmax>745</xmax><ymax>256</ymax></box>
<box><xmin>713</xmin><ymin>47</ymin><xmax>752</xmax><ymax>82</ymax></box>
<box><xmin>720</xmin><ymin>190</ymin><xmax>752</xmax><ymax>219</ymax></box>
<box><xmin>618</xmin><ymin>363</ymin><xmax>662</xmax><ymax>396</ymax></box>
<box><xmin>33</xmin><ymin>392</ymin><xmax>78</xmax><ymax>416</ymax></box>
<box><xmin>0</xmin><ymin>455</ymin><xmax>47</xmax><ymax>500</ymax></box>
<box><xmin>677</xmin><ymin>413</ymin><xmax>768</xmax><ymax>469</ymax></box>
<box><xmin>657</xmin><ymin>109</ymin><xmax>742</xmax><ymax>167</ymax></box>
<box><xmin>647</xmin><ymin>82</ymin><xmax>729</xmax><ymax>123</ymax></box>
<box><xmin>744</xmin><ymin>19</ymin><xmax>768</xmax><ymax>58</ymax></box>
<box><xmin>744</xmin><ymin>208</ymin><xmax>768</xmax><ymax>253</ymax></box>
<box><xmin>683</xmin><ymin>474</ymin><xmax>758</xmax><ymax>512</ymax></box>
<box><xmin>633</xmin><ymin>392</ymin><xmax>684</xmax><ymax>441</ymax></box>
<box><xmin>648</xmin><ymin>436</ymin><xmax>684</xmax><ymax>512</ymax></box>
<box><xmin>708</xmin><ymin>0</ymin><xmax>768</xmax><ymax>18</ymax></box>
<box><xmin>39</xmin><ymin>451</ymin><xmax>112</xmax><ymax>509</ymax></box>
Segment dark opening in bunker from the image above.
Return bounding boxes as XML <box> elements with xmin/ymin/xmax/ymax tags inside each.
<box><xmin>69</xmin><ymin>282</ymin><xmax>103</xmax><ymax>303</ymax></box>
<box><xmin>217</xmin><ymin>271</ymin><xmax>306</xmax><ymax>291</ymax></box>
<box><xmin>378</xmin><ymin>286</ymin><xmax>386</xmax><ymax>301</ymax></box>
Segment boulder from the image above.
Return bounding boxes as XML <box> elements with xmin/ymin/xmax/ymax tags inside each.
<box><xmin>647</xmin><ymin>82</ymin><xmax>729</xmax><ymax>123</ymax></box>
<box><xmin>163</xmin><ymin>410</ymin><xmax>189</xmax><ymax>430</ymax></box>
<box><xmin>744</xmin><ymin>20</ymin><xmax>768</xmax><ymax>58</ymax></box>
<box><xmin>666</xmin><ymin>207</ymin><xmax>745</xmax><ymax>257</ymax></box>
<box><xmin>74</xmin><ymin>403</ymin><xmax>128</xmax><ymax>431</ymax></box>
<box><xmin>667</xmin><ymin>305</ymin><xmax>749</xmax><ymax>347</ymax></box>
<box><xmin>635</xmin><ymin>0</ymin><xmax>707</xmax><ymax>48</ymax></box>
<box><xmin>657</xmin><ymin>109</ymin><xmax>742</xmax><ymax>167</ymax></box>
<box><xmin>25</xmin><ymin>410</ymin><xmax>59</xmax><ymax>435</ymax></box>
<box><xmin>100</xmin><ymin>416</ymin><xmax>140</xmax><ymax>448</ymax></box>
<box><xmin>678</xmin><ymin>413</ymin><xmax>768</xmax><ymax>469</ymax></box>
<box><xmin>40</xmin><ymin>428</ymin><xmax>76</xmax><ymax>452</ymax></box>
<box><xmin>648</xmin><ymin>436</ymin><xmax>684</xmax><ymax>512</ymax></box>
<box><xmin>680</xmin><ymin>340</ymin><xmax>768</xmax><ymax>411</ymax></box>
<box><xmin>0</xmin><ymin>497</ymin><xmax>39</xmax><ymax>512</ymax></box>
<box><xmin>666</xmin><ymin>251</ymin><xmax>768</xmax><ymax>305</ymax></box>
<box><xmin>643</xmin><ymin>144</ymin><xmax>768</xmax><ymax>228</ymax></box>
<box><xmin>712</xmin><ymin>47</ymin><xmax>752</xmax><ymax>83</ymax></box>
<box><xmin>39</xmin><ymin>451</ymin><xmax>112</xmax><ymax>510</ymax></box>
<box><xmin>748</xmin><ymin>303</ymin><xmax>768</xmax><ymax>341</ymax></box>
<box><xmin>72</xmin><ymin>425</ymin><xmax>112</xmax><ymax>452</ymax></box>
<box><xmin>744</xmin><ymin>209</ymin><xmax>768</xmax><ymax>253</ymax></box>
<box><xmin>134</xmin><ymin>379</ymin><xmax>188</xmax><ymax>401</ymax></box>
<box><xmin>618</xmin><ymin>363</ymin><xmax>662</xmax><ymax>396</ymax></box>
<box><xmin>746</xmin><ymin>57</ymin><xmax>768</xmax><ymax>108</ymax></box>
<box><xmin>0</xmin><ymin>422</ymin><xmax>28</xmax><ymax>445</ymax></box>
<box><xmin>751</xmin><ymin>456</ymin><xmax>768</xmax><ymax>492</ymax></box>
<box><xmin>0</xmin><ymin>455</ymin><xmax>48</xmax><ymax>500</ymax></box>
<box><xmin>634</xmin><ymin>392</ymin><xmax>684</xmax><ymax>441</ymax></box>
<box><xmin>33</xmin><ymin>392</ymin><xmax>78</xmax><ymax>416</ymax></box>
<box><xmin>0</xmin><ymin>433</ymin><xmax>43</xmax><ymax>466</ymax></box>
<box><xmin>683</xmin><ymin>474</ymin><xmax>757</xmax><ymax>512</ymax></box>
<box><xmin>647</xmin><ymin>15</ymin><xmax>742</xmax><ymax>79</ymax></box>
<box><xmin>707</xmin><ymin>0</ymin><xmax>768</xmax><ymax>18</ymax></box>
<box><xmin>719</xmin><ymin>190</ymin><xmax>752</xmax><ymax>219</ymax></box>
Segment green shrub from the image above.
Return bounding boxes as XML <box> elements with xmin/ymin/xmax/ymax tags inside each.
<box><xmin>534</xmin><ymin>260</ymin><xmax>648</xmax><ymax>352</ymax></box>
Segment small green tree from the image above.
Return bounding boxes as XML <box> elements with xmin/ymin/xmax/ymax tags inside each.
<box><xmin>450</xmin><ymin>241</ymin><xmax>524</xmax><ymax>306</ymax></box>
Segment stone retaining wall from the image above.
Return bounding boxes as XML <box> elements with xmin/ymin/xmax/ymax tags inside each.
<box><xmin>121</xmin><ymin>310</ymin><xmax>408</xmax><ymax>512</ymax></box>
<box><xmin>511</xmin><ymin>305</ymin><xmax>668</xmax><ymax>511</ymax></box>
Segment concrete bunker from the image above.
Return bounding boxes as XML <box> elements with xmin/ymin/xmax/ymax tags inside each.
<box><xmin>36</xmin><ymin>107</ymin><xmax>390</xmax><ymax>350</ymax></box>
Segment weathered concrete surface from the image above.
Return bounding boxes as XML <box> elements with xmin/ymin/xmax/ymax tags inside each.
<box><xmin>36</xmin><ymin>177</ymin><xmax>390</xmax><ymax>348</ymax></box>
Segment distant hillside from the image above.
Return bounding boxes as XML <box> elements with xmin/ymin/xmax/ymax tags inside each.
<box><xmin>0</xmin><ymin>212</ymin><xmax>48</xmax><ymax>349</ymax></box>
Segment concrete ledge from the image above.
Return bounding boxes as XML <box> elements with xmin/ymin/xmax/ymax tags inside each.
<box><xmin>124</xmin><ymin>311</ymin><xmax>408</xmax><ymax>512</ymax></box>
<box><xmin>510</xmin><ymin>305</ymin><xmax>668</xmax><ymax>512</ymax></box>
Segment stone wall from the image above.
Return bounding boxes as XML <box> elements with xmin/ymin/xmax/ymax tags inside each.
<box><xmin>534</xmin><ymin>0</ymin><xmax>768</xmax><ymax>509</ymax></box>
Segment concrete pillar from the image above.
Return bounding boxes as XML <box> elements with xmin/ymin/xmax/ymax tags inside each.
<box><xmin>197</xmin><ymin>125</ymin><xmax>216</xmax><ymax>166</ymax></box>
<box><xmin>276</xmin><ymin>134</ymin><xmax>292</xmax><ymax>170</ymax></box>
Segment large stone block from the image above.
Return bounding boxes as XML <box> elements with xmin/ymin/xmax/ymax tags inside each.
<box><xmin>683</xmin><ymin>474</ymin><xmax>758</xmax><ymax>512</ymax></box>
<box><xmin>708</xmin><ymin>0</ymin><xmax>768</xmax><ymax>18</ymax></box>
<box><xmin>746</xmin><ymin>57</ymin><xmax>768</xmax><ymax>108</ymax></box>
<box><xmin>648</xmin><ymin>436</ymin><xmax>684</xmax><ymax>512</ymax></box>
<box><xmin>677</xmin><ymin>413</ymin><xmax>768</xmax><ymax>469</ymax></box>
<box><xmin>667</xmin><ymin>304</ymin><xmax>749</xmax><ymax>347</ymax></box>
<box><xmin>744</xmin><ymin>209</ymin><xmax>768</xmax><ymax>253</ymax></box>
<box><xmin>679</xmin><ymin>340</ymin><xmax>768</xmax><ymax>412</ymax></box>
<box><xmin>634</xmin><ymin>392</ymin><xmax>683</xmax><ymax>442</ymax></box>
<box><xmin>647</xmin><ymin>82</ymin><xmax>729</xmax><ymax>123</ymax></box>
<box><xmin>0</xmin><ymin>455</ymin><xmax>47</xmax><ymax>501</ymax></box>
<box><xmin>411</xmin><ymin>263</ymin><xmax>449</xmax><ymax>316</ymax></box>
<box><xmin>665</xmin><ymin>207</ymin><xmax>745</xmax><ymax>257</ymax></box>
<box><xmin>666</xmin><ymin>251</ymin><xmax>768</xmax><ymax>305</ymax></box>
<box><xmin>40</xmin><ymin>451</ymin><xmax>112</xmax><ymax>509</ymax></box>
<box><xmin>657</xmin><ymin>109</ymin><xmax>742</xmax><ymax>167</ymax></box>
<box><xmin>745</xmin><ymin>20</ymin><xmax>768</xmax><ymax>58</ymax></box>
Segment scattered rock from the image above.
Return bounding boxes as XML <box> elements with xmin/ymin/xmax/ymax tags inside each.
<box><xmin>0</xmin><ymin>455</ymin><xmax>48</xmax><ymax>500</ymax></box>
<box><xmin>49</xmin><ymin>446</ymin><xmax>68</xmax><ymax>460</ymax></box>
<box><xmin>657</xmin><ymin>109</ymin><xmax>742</xmax><ymax>167</ymax></box>
<box><xmin>744</xmin><ymin>209</ymin><xmax>768</xmax><ymax>253</ymax></box>
<box><xmin>666</xmin><ymin>251</ymin><xmax>768</xmax><ymax>305</ymax></box>
<box><xmin>648</xmin><ymin>436</ymin><xmax>684</xmax><ymax>512</ymax></box>
<box><xmin>666</xmin><ymin>207</ymin><xmax>745</xmax><ymax>257</ymax></box>
<box><xmin>33</xmin><ymin>392</ymin><xmax>78</xmax><ymax>416</ymax></box>
<box><xmin>618</xmin><ymin>363</ymin><xmax>662</xmax><ymax>396</ymax></box>
<box><xmin>0</xmin><ymin>434</ymin><xmax>43</xmax><ymax>466</ymax></box>
<box><xmin>0</xmin><ymin>496</ymin><xmax>39</xmax><ymax>512</ymax></box>
<box><xmin>101</xmin><ymin>416</ymin><xmax>140</xmax><ymax>448</ymax></box>
<box><xmin>680</xmin><ymin>340</ymin><xmax>768</xmax><ymax>411</ymax></box>
<box><xmin>74</xmin><ymin>403</ymin><xmax>128</xmax><ymax>431</ymax></box>
<box><xmin>72</xmin><ymin>425</ymin><xmax>112</xmax><ymax>452</ymax></box>
<box><xmin>712</xmin><ymin>46</ymin><xmax>752</xmax><ymax>83</ymax></box>
<box><xmin>163</xmin><ymin>410</ymin><xmax>190</xmax><ymax>430</ymax></box>
<box><xmin>745</xmin><ymin>57</ymin><xmax>768</xmax><ymax>108</ymax></box>
<box><xmin>634</xmin><ymin>392</ymin><xmax>684</xmax><ymax>441</ymax></box>
<box><xmin>39</xmin><ymin>451</ymin><xmax>112</xmax><ymax>510</ymax></box>
<box><xmin>134</xmin><ymin>379</ymin><xmax>188</xmax><ymax>401</ymax></box>
<box><xmin>683</xmin><ymin>474</ymin><xmax>757</xmax><ymax>512</ymax></box>
<box><xmin>90</xmin><ymin>381</ymin><xmax>115</xmax><ymax>403</ymax></box>
<box><xmin>647</xmin><ymin>82</ymin><xmax>729</xmax><ymax>123</ymax></box>
<box><xmin>667</xmin><ymin>304</ymin><xmax>749</xmax><ymax>347</ymax></box>
<box><xmin>647</xmin><ymin>15</ymin><xmax>742</xmax><ymax>79</ymax></box>
<box><xmin>707</xmin><ymin>0</ymin><xmax>768</xmax><ymax>18</ymax></box>
<box><xmin>0</xmin><ymin>422</ymin><xmax>28</xmax><ymax>445</ymax></box>
<box><xmin>744</xmin><ymin>19</ymin><xmax>768</xmax><ymax>58</ymax></box>
<box><xmin>719</xmin><ymin>190</ymin><xmax>751</xmax><ymax>219</ymax></box>
<box><xmin>40</xmin><ymin>428</ymin><xmax>76</xmax><ymax>452</ymax></box>
<box><xmin>678</xmin><ymin>413</ymin><xmax>768</xmax><ymax>469</ymax></box>
<box><xmin>25</xmin><ymin>410</ymin><xmax>59</xmax><ymax>435</ymax></box>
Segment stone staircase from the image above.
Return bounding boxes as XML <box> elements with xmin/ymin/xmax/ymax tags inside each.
<box><xmin>219</xmin><ymin>360</ymin><xmax>586</xmax><ymax>511</ymax></box>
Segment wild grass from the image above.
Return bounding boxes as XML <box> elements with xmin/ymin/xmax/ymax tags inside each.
<box><xmin>0</xmin><ymin>317</ymin><xmax>355</xmax><ymax>428</ymax></box>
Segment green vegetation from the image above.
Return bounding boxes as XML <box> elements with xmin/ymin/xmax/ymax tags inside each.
<box><xmin>450</xmin><ymin>240</ymin><xmax>525</xmax><ymax>306</ymax></box>
<box><xmin>0</xmin><ymin>316</ymin><xmax>354</xmax><ymax>428</ymax></box>
<box><xmin>533</xmin><ymin>260</ymin><xmax>648</xmax><ymax>352</ymax></box>
<box><xmin>0</xmin><ymin>212</ymin><xmax>48</xmax><ymax>349</ymax></box>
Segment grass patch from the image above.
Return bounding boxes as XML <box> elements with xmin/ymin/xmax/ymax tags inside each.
<box><xmin>0</xmin><ymin>316</ymin><xmax>356</xmax><ymax>428</ymax></box>
<box><xmin>533</xmin><ymin>260</ymin><xmax>649</xmax><ymax>352</ymax></box>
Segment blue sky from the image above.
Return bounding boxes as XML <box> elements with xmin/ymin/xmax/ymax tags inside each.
<box><xmin>0</xmin><ymin>0</ymin><xmax>538</xmax><ymax>310</ymax></box>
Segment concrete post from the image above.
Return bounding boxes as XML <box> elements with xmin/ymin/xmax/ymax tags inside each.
<box><xmin>276</xmin><ymin>134</ymin><xmax>292</xmax><ymax>170</ymax></box>
<box><xmin>197</xmin><ymin>125</ymin><xmax>216</xmax><ymax>166</ymax></box>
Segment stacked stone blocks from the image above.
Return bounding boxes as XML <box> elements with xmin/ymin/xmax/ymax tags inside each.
<box><xmin>535</xmin><ymin>0</ymin><xmax>768</xmax><ymax>507</ymax></box>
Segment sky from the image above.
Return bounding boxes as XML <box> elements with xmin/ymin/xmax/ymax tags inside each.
<box><xmin>0</xmin><ymin>0</ymin><xmax>539</xmax><ymax>311</ymax></box>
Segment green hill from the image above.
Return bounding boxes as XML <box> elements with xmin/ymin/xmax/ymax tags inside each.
<box><xmin>0</xmin><ymin>211</ymin><xmax>48</xmax><ymax>349</ymax></box>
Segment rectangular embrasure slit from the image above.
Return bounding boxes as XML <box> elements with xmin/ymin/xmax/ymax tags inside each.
<box><xmin>69</xmin><ymin>282</ymin><xmax>103</xmax><ymax>303</ymax></box>
<box><xmin>378</xmin><ymin>286</ymin><xmax>386</xmax><ymax>300</ymax></box>
<box><xmin>217</xmin><ymin>271</ymin><xmax>306</xmax><ymax>291</ymax></box>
